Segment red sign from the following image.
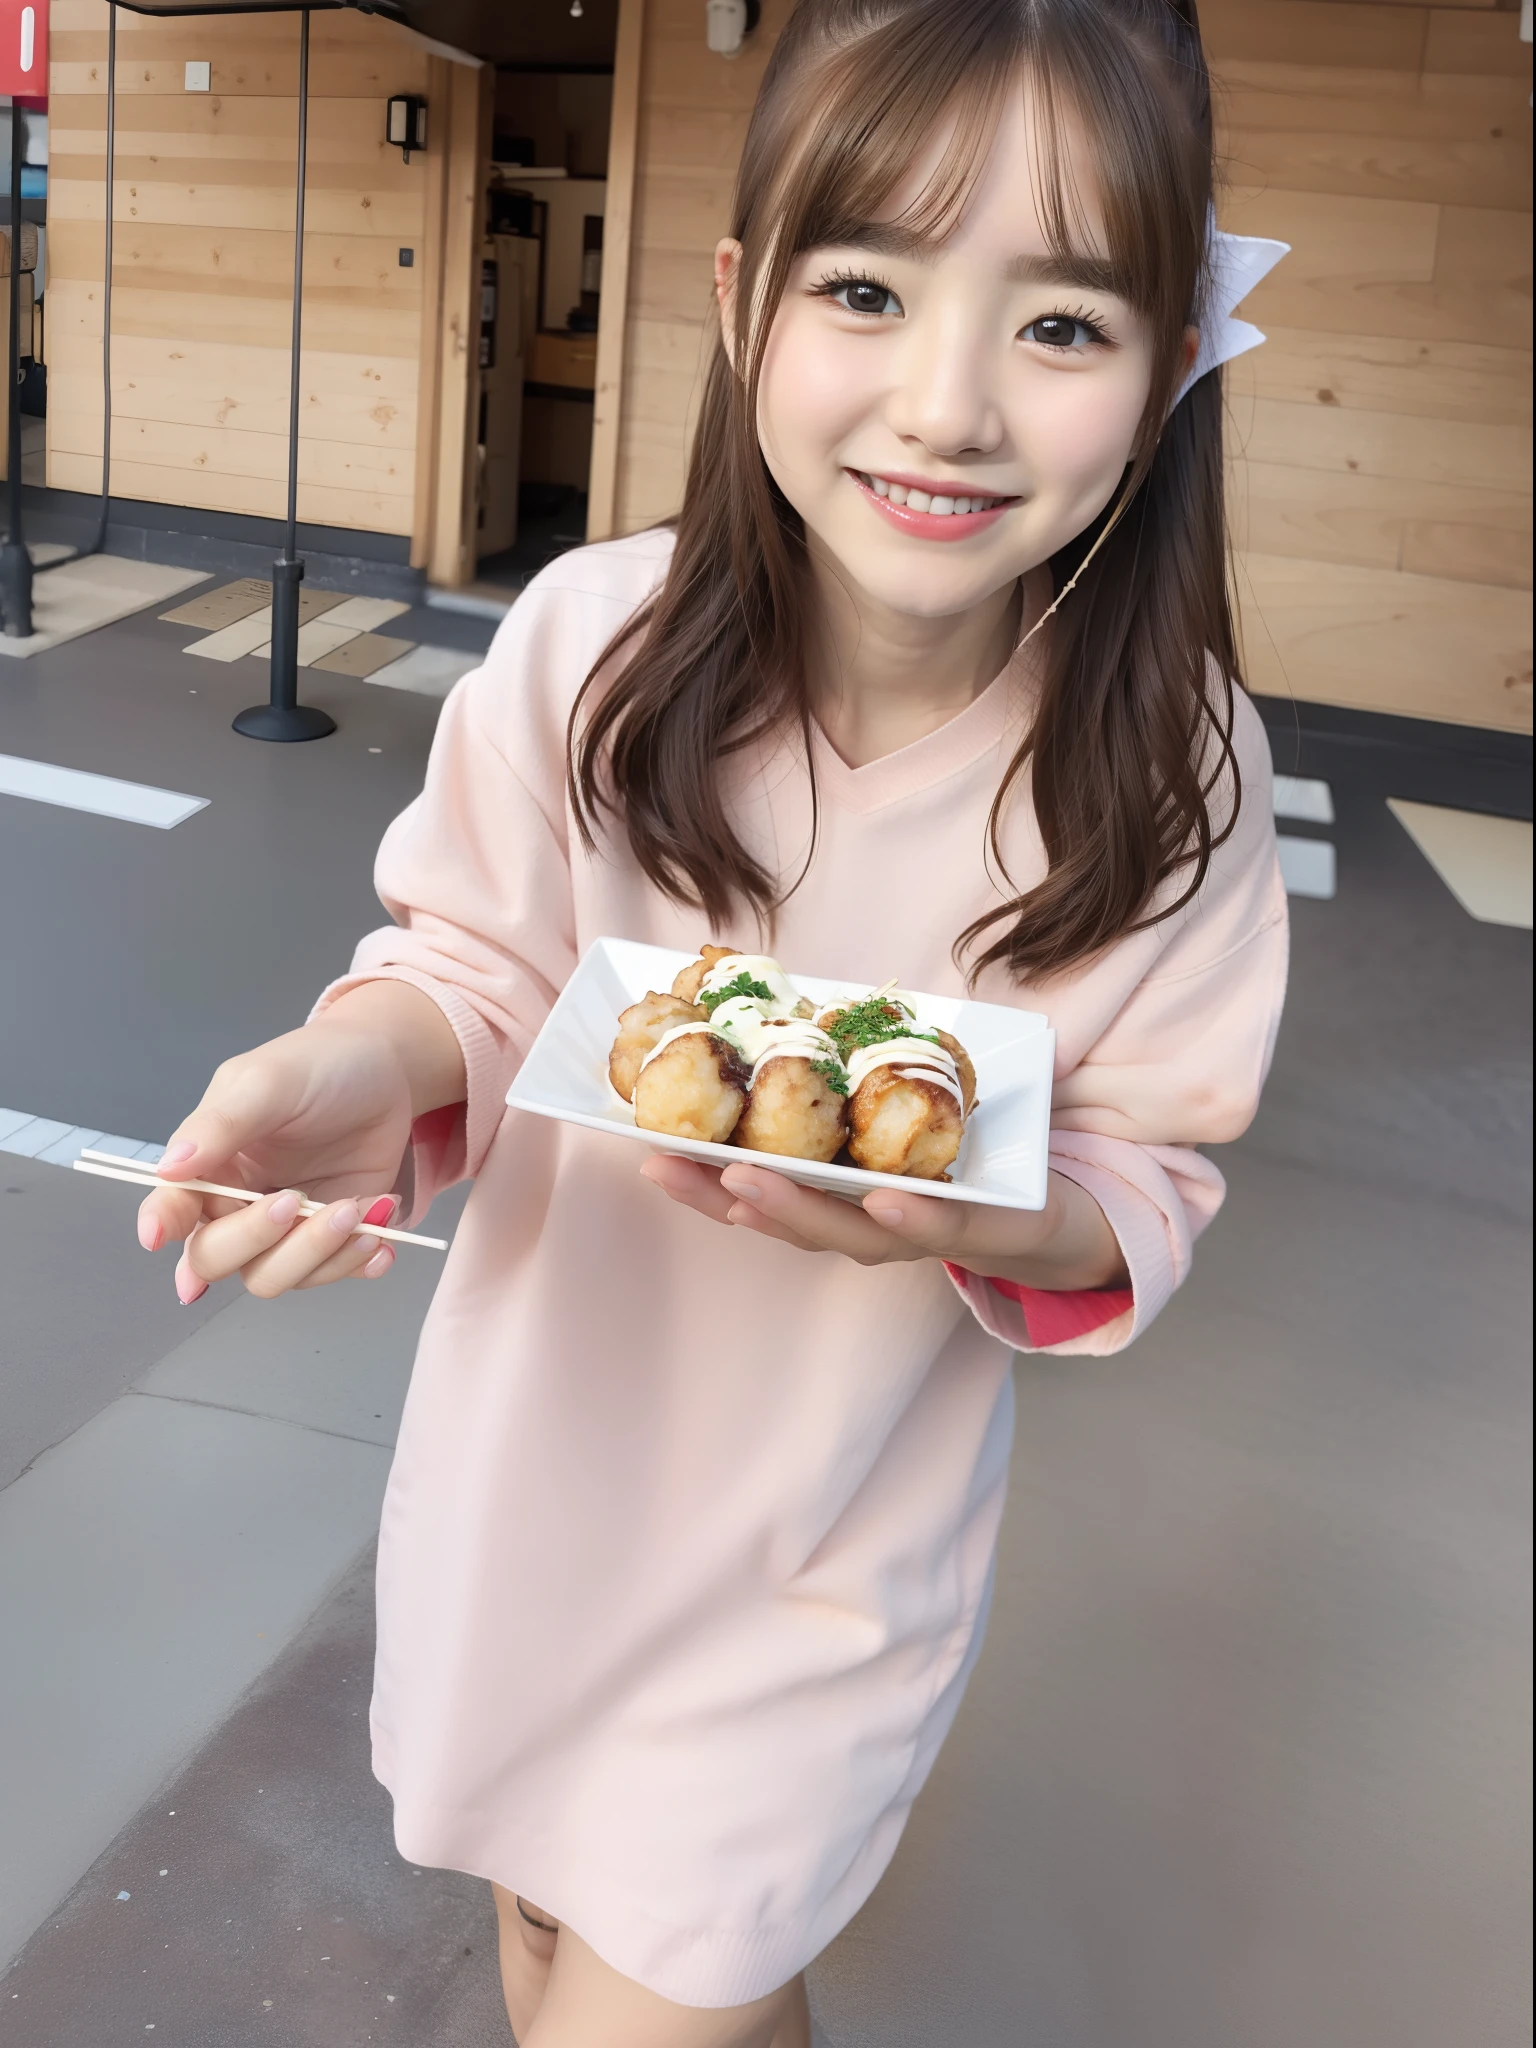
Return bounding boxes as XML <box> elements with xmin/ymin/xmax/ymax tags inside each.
<box><xmin>0</xmin><ymin>0</ymin><xmax>48</xmax><ymax>103</ymax></box>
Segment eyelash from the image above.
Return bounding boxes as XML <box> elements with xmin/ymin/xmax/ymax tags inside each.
<box><xmin>808</xmin><ymin>270</ymin><xmax>1114</xmax><ymax>350</ymax></box>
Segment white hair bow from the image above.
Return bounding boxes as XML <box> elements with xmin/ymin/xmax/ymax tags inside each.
<box><xmin>1177</xmin><ymin>225</ymin><xmax>1290</xmax><ymax>402</ymax></box>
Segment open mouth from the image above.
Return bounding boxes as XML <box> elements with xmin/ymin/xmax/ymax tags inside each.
<box><xmin>850</xmin><ymin>470</ymin><xmax>1017</xmax><ymax>518</ymax></box>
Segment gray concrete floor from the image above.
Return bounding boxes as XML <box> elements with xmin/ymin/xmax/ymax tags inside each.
<box><xmin>0</xmin><ymin>596</ymin><xmax>1530</xmax><ymax>2046</ymax></box>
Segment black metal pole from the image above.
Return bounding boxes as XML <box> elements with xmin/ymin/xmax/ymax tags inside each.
<box><xmin>1</xmin><ymin>96</ymin><xmax>34</xmax><ymax>638</ymax></box>
<box><xmin>90</xmin><ymin>2</ymin><xmax>119</xmax><ymax>560</ymax></box>
<box><xmin>234</xmin><ymin>6</ymin><xmax>334</xmax><ymax>742</ymax></box>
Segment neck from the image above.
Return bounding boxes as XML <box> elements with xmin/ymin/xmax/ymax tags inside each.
<box><xmin>805</xmin><ymin>548</ymin><xmax>1040</xmax><ymax>770</ymax></box>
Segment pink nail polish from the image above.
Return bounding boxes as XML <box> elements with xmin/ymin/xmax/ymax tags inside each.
<box><xmin>138</xmin><ymin>1212</ymin><xmax>164</xmax><ymax>1252</ymax></box>
<box><xmin>330</xmin><ymin>1201</ymin><xmax>361</xmax><ymax>1236</ymax></box>
<box><xmin>269</xmin><ymin>1191</ymin><xmax>301</xmax><ymax>1229</ymax></box>
<box><xmin>363</xmin><ymin>1196</ymin><xmax>397</xmax><ymax>1227</ymax></box>
<box><xmin>175</xmin><ymin>1264</ymin><xmax>206</xmax><ymax>1306</ymax></box>
<box><xmin>363</xmin><ymin>1246</ymin><xmax>394</xmax><ymax>1279</ymax></box>
<box><xmin>160</xmin><ymin>1140</ymin><xmax>196</xmax><ymax>1167</ymax></box>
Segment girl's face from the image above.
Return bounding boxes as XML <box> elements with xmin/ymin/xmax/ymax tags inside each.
<box><xmin>739</xmin><ymin>88</ymin><xmax>1173</xmax><ymax>624</ymax></box>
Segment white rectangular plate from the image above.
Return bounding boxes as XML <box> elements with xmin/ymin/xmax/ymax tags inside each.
<box><xmin>507</xmin><ymin>937</ymin><xmax>1056</xmax><ymax>1211</ymax></box>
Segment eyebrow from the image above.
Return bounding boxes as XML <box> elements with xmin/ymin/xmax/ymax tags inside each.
<box><xmin>821</xmin><ymin>223</ymin><xmax>1127</xmax><ymax>298</ymax></box>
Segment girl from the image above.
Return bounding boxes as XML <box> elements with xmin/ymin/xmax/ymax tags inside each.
<box><xmin>139</xmin><ymin>1</ymin><xmax>1287</xmax><ymax>2042</ymax></box>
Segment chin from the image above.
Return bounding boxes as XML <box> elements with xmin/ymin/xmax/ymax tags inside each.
<box><xmin>833</xmin><ymin>538</ymin><xmax>1021</xmax><ymax>620</ymax></box>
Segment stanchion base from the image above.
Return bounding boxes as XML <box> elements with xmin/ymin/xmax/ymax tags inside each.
<box><xmin>232</xmin><ymin>702</ymin><xmax>337</xmax><ymax>743</ymax></box>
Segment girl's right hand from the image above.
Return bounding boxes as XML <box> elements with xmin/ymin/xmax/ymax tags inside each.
<box><xmin>138</xmin><ymin>1018</ymin><xmax>422</xmax><ymax>1304</ymax></box>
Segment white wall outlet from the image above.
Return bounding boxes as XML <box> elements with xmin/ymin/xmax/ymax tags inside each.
<box><xmin>184</xmin><ymin>60</ymin><xmax>211</xmax><ymax>91</ymax></box>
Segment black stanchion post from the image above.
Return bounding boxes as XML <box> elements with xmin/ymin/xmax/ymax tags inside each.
<box><xmin>234</xmin><ymin>6</ymin><xmax>334</xmax><ymax>743</ymax></box>
<box><xmin>1</xmin><ymin>94</ymin><xmax>34</xmax><ymax>640</ymax></box>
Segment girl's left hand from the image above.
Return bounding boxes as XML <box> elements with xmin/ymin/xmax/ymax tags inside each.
<box><xmin>640</xmin><ymin>1155</ymin><xmax>1128</xmax><ymax>1292</ymax></box>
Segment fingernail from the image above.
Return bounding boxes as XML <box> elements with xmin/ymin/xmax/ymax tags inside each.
<box><xmin>865</xmin><ymin>1202</ymin><xmax>904</xmax><ymax>1225</ymax></box>
<box><xmin>725</xmin><ymin>1179</ymin><xmax>763</xmax><ymax>1204</ymax></box>
<box><xmin>175</xmin><ymin>1259</ymin><xmax>206</xmax><ymax>1306</ymax></box>
<box><xmin>160</xmin><ymin>1140</ymin><xmax>195</xmax><ymax>1167</ymax></box>
<box><xmin>363</xmin><ymin>1246</ymin><xmax>394</xmax><ymax>1279</ymax></box>
<box><xmin>362</xmin><ymin>1195</ymin><xmax>398</xmax><ymax>1227</ymax></box>
<box><xmin>269</xmin><ymin>1191</ymin><xmax>301</xmax><ymax>1229</ymax></box>
<box><xmin>330</xmin><ymin>1201</ymin><xmax>361</xmax><ymax>1236</ymax></box>
<box><xmin>138</xmin><ymin>1211</ymin><xmax>164</xmax><ymax>1252</ymax></box>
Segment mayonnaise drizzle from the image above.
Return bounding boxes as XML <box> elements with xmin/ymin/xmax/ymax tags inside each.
<box><xmin>707</xmin><ymin>997</ymin><xmax>843</xmax><ymax>1082</ymax></box>
<box><xmin>637</xmin><ymin>1020</ymin><xmax>737</xmax><ymax>1075</ymax></box>
<box><xmin>698</xmin><ymin>952</ymin><xmax>800</xmax><ymax>1019</ymax></box>
<box><xmin>845</xmin><ymin>1036</ymin><xmax>964</xmax><ymax>1107</ymax></box>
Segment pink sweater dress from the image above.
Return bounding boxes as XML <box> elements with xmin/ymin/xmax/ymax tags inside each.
<box><xmin>314</xmin><ymin>530</ymin><xmax>1288</xmax><ymax>2008</ymax></box>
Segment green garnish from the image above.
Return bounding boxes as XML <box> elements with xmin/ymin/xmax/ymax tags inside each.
<box><xmin>825</xmin><ymin>995</ymin><xmax>939</xmax><ymax>1055</ymax></box>
<box><xmin>700</xmin><ymin>971</ymin><xmax>775</xmax><ymax>1014</ymax></box>
<box><xmin>812</xmin><ymin>1057</ymin><xmax>850</xmax><ymax>1097</ymax></box>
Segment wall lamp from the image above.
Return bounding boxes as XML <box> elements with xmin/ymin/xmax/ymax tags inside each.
<box><xmin>387</xmin><ymin>93</ymin><xmax>427</xmax><ymax>162</ymax></box>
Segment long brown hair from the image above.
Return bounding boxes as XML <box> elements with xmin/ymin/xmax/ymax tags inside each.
<box><xmin>570</xmin><ymin>0</ymin><xmax>1241</xmax><ymax>984</ymax></box>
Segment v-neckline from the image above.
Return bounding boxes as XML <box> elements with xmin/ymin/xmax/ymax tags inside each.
<box><xmin>807</xmin><ymin>655</ymin><xmax>1030</xmax><ymax>815</ymax></box>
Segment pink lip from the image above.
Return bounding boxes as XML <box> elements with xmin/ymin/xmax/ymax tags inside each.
<box><xmin>847</xmin><ymin>470</ymin><xmax>1015</xmax><ymax>543</ymax></box>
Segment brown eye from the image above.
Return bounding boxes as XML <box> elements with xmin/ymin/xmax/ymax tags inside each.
<box><xmin>834</xmin><ymin>279</ymin><xmax>897</xmax><ymax>316</ymax></box>
<box><xmin>1025</xmin><ymin>315</ymin><xmax>1090</xmax><ymax>349</ymax></box>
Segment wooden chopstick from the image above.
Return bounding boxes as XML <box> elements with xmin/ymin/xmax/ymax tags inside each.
<box><xmin>72</xmin><ymin>1150</ymin><xmax>449</xmax><ymax>1251</ymax></box>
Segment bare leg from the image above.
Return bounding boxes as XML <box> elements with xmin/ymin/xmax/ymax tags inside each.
<box><xmin>492</xmin><ymin>1882</ymin><xmax>559</xmax><ymax>2044</ymax></box>
<box><xmin>522</xmin><ymin>1920</ymin><xmax>811</xmax><ymax>2048</ymax></box>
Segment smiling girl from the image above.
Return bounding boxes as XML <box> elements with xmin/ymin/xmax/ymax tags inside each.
<box><xmin>139</xmin><ymin>2</ymin><xmax>1288</xmax><ymax>2041</ymax></box>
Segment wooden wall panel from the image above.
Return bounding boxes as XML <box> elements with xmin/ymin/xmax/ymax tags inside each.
<box><xmin>1213</xmin><ymin>2</ymin><xmax>1533</xmax><ymax>728</ymax></box>
<box><xmin>44</xmin><ymin>0</ymin><xmax>459</xmax><ymax>540</ymax></box>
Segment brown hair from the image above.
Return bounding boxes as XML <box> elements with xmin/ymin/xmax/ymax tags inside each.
<box><xmin>570</xmin><ymin>0</ymin><xmax>1240</xmax><ymax>984</ymax></box>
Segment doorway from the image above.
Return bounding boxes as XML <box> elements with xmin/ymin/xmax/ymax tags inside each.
<box><xmin>472</xmin><ymin>40</ymin><xmax>618</xmax><ymax>592</ymax></box>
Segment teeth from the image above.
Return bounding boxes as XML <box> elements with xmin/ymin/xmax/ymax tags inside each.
<box><xmin>861</xmin><ymin>472</ymin><xmax>1006</xmax><ymax>515</ymax></box>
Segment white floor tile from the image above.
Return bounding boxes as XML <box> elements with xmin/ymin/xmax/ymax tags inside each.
<box><xmin>1273</xmin><ymin>774</ymin><xmax>1335</xmax><ymax>825</ymax></box>
<box><xmin>1388</xmin><ymin>801</ymin><xmax>1533</xmax><ymax>929</ymax></box>
<box><xmin>322</xmin><ymin>595</ymin><xmax>411</xmax><ymax>631</ymax></box>
<box><xmin>184</xmin><ymin>606</ymin><xmax>275</xmax><ymax>662</ymax></box>
<box><xmin>0</xmin><ymin>1107</ymin><xmax>38</xmax><ymax>1144</ymax></box>
<box><xmin>0</xmin><ymin>1118</ymin><xmax>73</xmax><ymax>1159</ymax></box>
<box><xmin>365</xmin><ymin>644</ymin><xmax>480</xmax><ymax>698</ymax></box>
<box><xmin>0</xmin><ymin>753</ymin><xmax>209</xmax><ymax>829</ymax></box>
<box><xmin>251</xmin><ymin>618</ymin><xmax>365</xmax><ymax>666</ymax></box>
<box><xmin>1277</xmin><ymin>835</ymin><xmax>1337</xmax><ymax>900</ymax></box>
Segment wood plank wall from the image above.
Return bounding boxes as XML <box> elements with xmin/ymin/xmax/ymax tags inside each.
<box><xmin>1207</xmin><ymin>0</ymin><xmax>1532</xmax><ymax>732</ymax></box>
<box><xmin>605</xmin><ymin>0</ymin><xmax>1531</xmax><ymax>733</ymax></box>
<box><xmin>44</xmin><ymin>0</ymin><xmax>449</xmax><ymax>541</ymax></box>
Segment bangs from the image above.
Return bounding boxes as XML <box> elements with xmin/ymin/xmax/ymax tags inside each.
<box><xmin>732</xmin><ymin>0</ymin><xmax>1211</xmax><ymax>397</ymax></box>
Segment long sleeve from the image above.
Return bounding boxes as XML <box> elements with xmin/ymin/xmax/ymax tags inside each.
<box><xmin>949</xmin><ymin>691</ymin><xmax>1289</xmax><ymax>1356</ymax></box>
<box><xmin>306</xmin><ymin>549</ymin><xmax>663</xmax><ymax>1216</ymax></box>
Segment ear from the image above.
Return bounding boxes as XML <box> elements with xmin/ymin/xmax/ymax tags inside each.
<box><xmin>715</xmin><ymin>238</ymin><xmax>743</xmax><ymax>363</ymax></box>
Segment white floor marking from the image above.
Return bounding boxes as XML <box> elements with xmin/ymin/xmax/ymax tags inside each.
<box><xmin>0</xmin><ymin>755</ymin><xmax>209</xmax><ymax>830</ymax></box>
<box><xmin>1277</xmin><ymin>835</ymin><xmax>1337</xmax><ymax>900</ymax></box>
<box><xmin>1388</xmin><ymin>801</ymin><xmax>1533</xmax><ymax>929</ymax></box>
<box><xmin>0</xmin><ymin>1114</ymin><xmax>163</xmax><ymax>1164</ymax></box>
<box><xmin>1273</xmin><ymin>775</ymin><xmax>1335</xmax><ymax>825</ymax></box>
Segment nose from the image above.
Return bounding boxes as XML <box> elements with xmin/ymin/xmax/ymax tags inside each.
<box><xmin>884</xmin><ymin>314</ymin><xmax>1005</xmax><ymax>462</ymax></box>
